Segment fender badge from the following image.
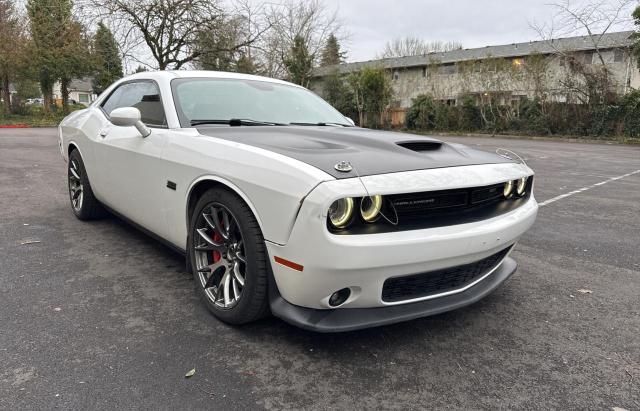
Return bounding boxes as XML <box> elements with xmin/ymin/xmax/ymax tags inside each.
<box><xmin>334</xmin><ymin>161</ymin><xmax>353</xmax><ymax>173</ymax></box>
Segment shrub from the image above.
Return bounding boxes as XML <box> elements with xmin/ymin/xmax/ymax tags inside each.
<box><xmin>618</xmin><ymin>90</ymin><xmax>640</xmax><ymax>137</ymax></box>
<box><xmin>406</xmin><ymin>94</ymin><xmax>437</xmax><ymax>130</ymax></box>
<box><xmin>404</xmin><ymin>91</ymin><xmax>640</xmax><ymax>139</ymax></box>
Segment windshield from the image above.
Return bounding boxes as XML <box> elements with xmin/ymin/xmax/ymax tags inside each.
<box><xmin>171</xmin><ymin>78</ymin><xmax>350</xmax><ymax>127</ymax></box>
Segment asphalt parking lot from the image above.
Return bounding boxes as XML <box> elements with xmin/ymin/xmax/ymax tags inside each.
<box><xmin>1</xmin><ymin>128</ymin><xmax>639</xmax><ymax>410</ymax></box>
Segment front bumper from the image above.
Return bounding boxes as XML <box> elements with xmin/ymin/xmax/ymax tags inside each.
<box><xmin>264</xmin><ymin>163</ymin><xmax>538</xmax><ymax>329</ymax></box>
<box><xmin>270</xmin><ymin>256</ymin><xmax>517</xmax><ymax>332</ymax></box>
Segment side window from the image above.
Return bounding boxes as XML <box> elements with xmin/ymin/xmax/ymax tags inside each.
<box><xmin>101</xmin><ymin>81</ymin><xmax>167</xmax><ymax>127</ymax></box>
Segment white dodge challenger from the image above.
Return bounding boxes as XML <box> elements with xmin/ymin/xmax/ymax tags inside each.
<box><xmin>59</xmin><ymin>71</ymin><xmax>538</xmax><ymax>332</ymax></box>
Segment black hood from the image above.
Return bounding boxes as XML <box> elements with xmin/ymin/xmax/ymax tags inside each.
<box><xmin>197</xmin><ymin>126</ymin><xmax>513</xmax><ymax>179</ymax></box>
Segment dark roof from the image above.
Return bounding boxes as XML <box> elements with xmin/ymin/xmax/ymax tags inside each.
<box><xmin>68</xmin><ymin>77</ymin><xmax>94</xmax><ymax>92</ymax></box>
<box><xmin>313</xmin><ymin>31</ymin><xmax>635</xmax><ymax>77</ymax></box>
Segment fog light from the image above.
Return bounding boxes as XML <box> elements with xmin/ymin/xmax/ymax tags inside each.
<box><xmin>328</xmin><ymin>288</ymin><xmax>351</xmax><ymax>307</ymax></box>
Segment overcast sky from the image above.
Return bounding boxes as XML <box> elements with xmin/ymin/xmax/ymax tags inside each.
<box><xmin>323</xmin><ymin>0</ymin><xmax>629</xmax><ymax>62</ymax></box>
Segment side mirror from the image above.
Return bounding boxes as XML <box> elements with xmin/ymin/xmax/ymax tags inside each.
<box><xmin>344</xmin><ymin>117</ymin><xmax>356</xmax><ymax>126</ymax></box>
<box><xmin>109</xmin><ymin>107</ymin><xmax>151</xmax><ymax>137</ymax></box>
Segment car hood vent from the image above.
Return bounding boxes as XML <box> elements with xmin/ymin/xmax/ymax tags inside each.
<box><xmin>397</xmin><ymin>140</ymin><xmax>443</xmax><ymax>152</ymax></box>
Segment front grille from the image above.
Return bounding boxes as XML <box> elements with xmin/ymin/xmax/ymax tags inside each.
<box><xmin>330</xmin><ymin>178</ymin><xmax>533</xmax><ymax>235</ymax></box>
<box><xmin>389</xmin><ymin>183</ymin><xmax>505</xmax><ymax>218</ymax></box>
<box><xmin>381</xmin><ymin>247</ymin><xmax>511</xmax><ymax>303</ymax></box>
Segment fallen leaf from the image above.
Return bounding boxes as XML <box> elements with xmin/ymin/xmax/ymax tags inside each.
<box><xmin>185</xmin><ymin>368</ymin><xmax>196</xmax><ymax>378</ymax></box>
<box><xmin>577</xmin><ymin>289</ymin><xmax>593</xmax><ymax>294</ymax></box>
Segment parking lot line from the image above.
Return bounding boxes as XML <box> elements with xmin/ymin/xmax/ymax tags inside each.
<box><xmin>538</xmin><ymin>169</ymin><xmax>640</xmax><ymax>207</ymax></box>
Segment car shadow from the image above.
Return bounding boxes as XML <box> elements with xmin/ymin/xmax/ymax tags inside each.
<box><xmin>102</xmin><ymin>210</ymin><xmax>515</xmax><ymax>355</ymax></box>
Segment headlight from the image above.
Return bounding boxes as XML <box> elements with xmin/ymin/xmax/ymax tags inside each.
<box><xmin>516</xmin><ymin>177</ymin><xmax>527</xmax><ymax>196</ymax></box>
<box><xmin>360</xmin><ymin>195</ymin><xmax>383</xmax><ymax>222</ymax></box>
<box><xmin>503</xmin><ymin>180</ymin><xmax>514</xmax><ymax>198</ymax></box>
<box><xmin>328</xmin><ymin>197</ymin><xmax>354</xmax><ymax>228</ymax></box>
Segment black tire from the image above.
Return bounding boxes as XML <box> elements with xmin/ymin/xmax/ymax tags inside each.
<box><xmin>189</xmin><ymin>188</ymin><xmax>269</xmax><ymax>325</ymax></box>
<box><xmin>68</xmin><ymin>149</ymin><xmax>105</xmax><ymax>220</ymax></box>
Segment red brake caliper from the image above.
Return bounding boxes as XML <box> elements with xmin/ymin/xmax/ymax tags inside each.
<box><xmin>212</xmin><ymin>220</ymin><xmax>223</xmax><ymax>263</ymax></box>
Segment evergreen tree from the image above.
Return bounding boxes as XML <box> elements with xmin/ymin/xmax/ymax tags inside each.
<box><xmin>27</xmin><ymin>0</ymin><xmax>68</xmax><ymax>113</ymax></box>
<box><xmin>27</xmin><ymin>0</ymin><xmax>91</xmax><ymax>113</ymax></box>
<box><xmin>92</xmin><ymin>22</ymin><xmax>123</xmax><ymax>95</ymax></box>
<box><xmin>320</xmin><ymin>33</ymin><xmax>345</xmax><ymax>67</ymax></box>
<box><xmin>235</xmin><ymin>53</ymin><xmax>257</xmax><ymax>75</ymax></box>
<box><xmin>633</xmin><ymin>6</ymin><xmax>640</xmax><ymax>70</ymax></box>
<box><xmin>284</xmin><ymin>35</ymin><xmax>314</xmax><ymax>87</ymax></box>
<box><xmin>0</xmin><ymin>0</ymin><xmax>24</xmax><ymax>113</ymax></box>
<box><xmin>322</xmin><ymin>70</ymin><xmax>356</xmax><ymax>120</ymax></box>
<box><xmin>58</xmin><ymin>19</ymin><xmax>93</xmax><ymax>111</ymax></box>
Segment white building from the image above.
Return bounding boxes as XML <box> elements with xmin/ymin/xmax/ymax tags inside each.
<box><xmin>312</xmin><ymin>31</ymin><xmax>640</xmax><ymax>109</ymax></box>
<box><xmin>53</xmin><ymin>78</ymin><xmax>97</xmax><ymax>106</ymax></box>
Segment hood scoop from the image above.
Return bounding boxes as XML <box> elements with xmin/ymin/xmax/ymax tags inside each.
<box><xmin>397</xmin><ymin>140</ymin><xmax>443</xmax><ymax>152</ymax></box>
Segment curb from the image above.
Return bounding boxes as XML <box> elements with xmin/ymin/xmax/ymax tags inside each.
<box><xmin>0</xmin><ymin>124</ymin><xmax>30</xmax><ymax>128</ymax></box>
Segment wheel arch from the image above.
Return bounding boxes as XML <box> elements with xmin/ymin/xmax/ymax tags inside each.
<box><xmin>67</xmin><ymin>141</ymin><xmax>80</xmax><ymax>157</ymax></box>
<box><xmin>185</xmin><ymin>176</ymin><xmax>266</xmax><ymax>235</ymax></box>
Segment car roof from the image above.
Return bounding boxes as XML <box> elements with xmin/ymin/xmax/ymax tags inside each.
<box><xmin>118</xmin><ymin>70</ymin><xmax>303</xmax><ymax>89</ymax></box>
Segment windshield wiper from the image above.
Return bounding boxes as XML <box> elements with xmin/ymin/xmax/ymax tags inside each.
<box><xmin>190</xmin><ymin>118</ymin><xmax>287</xmax><ymax>127</ymax></box>
<box><xmin>289</xmin><ymin>122</ymin><xmax>352</xmax><ymax>127</ymax></box>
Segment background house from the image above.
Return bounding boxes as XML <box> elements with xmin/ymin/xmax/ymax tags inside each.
<box><xmin>53</xmin><ymin>78</ymin><xmax>97</xmax><ymax>106</ymax></box>
<box><xmin>311</xmin><ymin>31</ymin><xmax>639</xmax><ymax>112</ymax></box>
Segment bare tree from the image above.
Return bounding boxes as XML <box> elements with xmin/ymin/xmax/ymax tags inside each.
<box><xmin>379</xmin><ymin>37</ymin><xmax>463</xmax><ymax>58</ymax></box>
<box><xmin>531</xmin><ymin>0</ymin><xmax>636</xmax><ymax>128</ymax></box>
<box><xmin>80</xmin><ymin>0</ymin><xmax>268</xmax><ymax>70</ymax></box>
<box><xmin>261</xmin><ymin>0</ymin><xmax>343</xmax><ymax>78</ymax></box>
<box><xmin>531</xmin><ymin>0</ymin><xmax>636</xmax><ymax>65</ymax></box>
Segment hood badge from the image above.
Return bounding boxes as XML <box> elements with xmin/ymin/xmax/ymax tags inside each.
<box><xmin>334</xmin><ymin>161</ymin><xmax>353</xmax><ymax>173</ymax></box>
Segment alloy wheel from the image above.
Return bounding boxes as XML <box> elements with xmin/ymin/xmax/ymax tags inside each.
<box><xmin>68</xmin><ymin>159</ymin><xmax>84</xmax><ymax>212</ymax></box>
<box><xmin>194</xmin><ymin>203</ymin><xmax>247</xmax><ymax>309</ymax></box>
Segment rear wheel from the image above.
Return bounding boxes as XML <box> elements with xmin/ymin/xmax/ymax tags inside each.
<box><xmin>189</xmin><ymin>188</ymin><xmax>269</xmax><ymax>324</ymax></box>
<box><xmin>68</xmin><ymin>149</ymin><xmax>104</xmax><ymax>220</ymax></box>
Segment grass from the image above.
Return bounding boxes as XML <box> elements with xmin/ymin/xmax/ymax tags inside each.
<box><xmin>0</xmin><ymin>105</ymin><xmax>85</xmax><ymax>128</ymax></box>
<box><xmin>0</xmin><ymin>113</ymin><xmax>64</xmax><ymax>127</ymax></box>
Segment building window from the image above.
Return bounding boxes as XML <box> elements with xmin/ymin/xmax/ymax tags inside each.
<box><xmin>393</xmin><ymin>71</ymin><xmax>399</xmax><ymax>81</ymax></box>
<box><xmin>440</xmin><ymin>63</ymin><xmax>456</xmax><ymax>75</ymax></box>
<box><xmin>422</xmin><ymin>66</ymin><xmax>427</xmax><ymax>78</ymax></box>
<box><xmin>614</xmin><ymin>49</ymin><xmax>624</xmax><ymax>63</ymax></box>
<box><xmin>512</xmin><ymin>57</ymin><xmax>525</xmax><ymax>68</ymax></box>
<box><xmin>583</xmin><ymin>52</ymin><xmax>594</xmax><ymax>65</ymax></box>
<box><xmin>78</xmin><ymin>93</ymin><xmax>89</xmax><ymax>103</ymax></box>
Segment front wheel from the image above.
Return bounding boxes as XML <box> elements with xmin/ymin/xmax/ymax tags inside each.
<box><xmin>189</xmin><ymin>188</ymin><xmax>269</xmax><ymax>325</ymax></box>
<box><xmin>68</xmin><ymin>150</ymin><xmax>105</xmax><ymax>220</ymax></box>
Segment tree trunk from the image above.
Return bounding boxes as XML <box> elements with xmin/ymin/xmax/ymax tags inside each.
<box><xmin>1</xmin><ymin>74</ymin><xmax>10</xmax><ymax>114</ymax></box>
<box><xmin>41</xmin><ymin>80</ymin><xmax>53</xmax><ymax>115</ymax></box>
<box><xmin>61</xmin><ymin>78</ymin><xmax>70</xmax><ymax>113</ymax></box>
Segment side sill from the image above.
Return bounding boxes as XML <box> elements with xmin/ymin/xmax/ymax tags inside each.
<box><xmin>101</xmin><ymin>204</ymin><xmax>186</xmax><ymax>257</ymax></box>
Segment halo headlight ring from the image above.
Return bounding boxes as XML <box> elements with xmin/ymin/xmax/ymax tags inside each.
<box><xmin>328</xmin><ymin>197</ymin><xmax>355</xmax><ymax>229</ymax></box>
<box><xmin>516</xmin><ymin>177</ymin><xmax>528</xmax><ymax>196</ymax></box>
<box><xmin>360</xmin><ymin>195</ymin><xmax>383</xmax><ymax>223</ymax></box>
<box><xmin>503</xmin><ymin>180</ymin><xmax>515</xmax><ymax>198</ymax></box>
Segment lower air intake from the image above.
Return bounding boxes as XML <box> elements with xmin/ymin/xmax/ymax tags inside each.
<box><xmin>381</xmin><ymin>247</ymin><xmax>512</xmax><ymax>303</ymax></box>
